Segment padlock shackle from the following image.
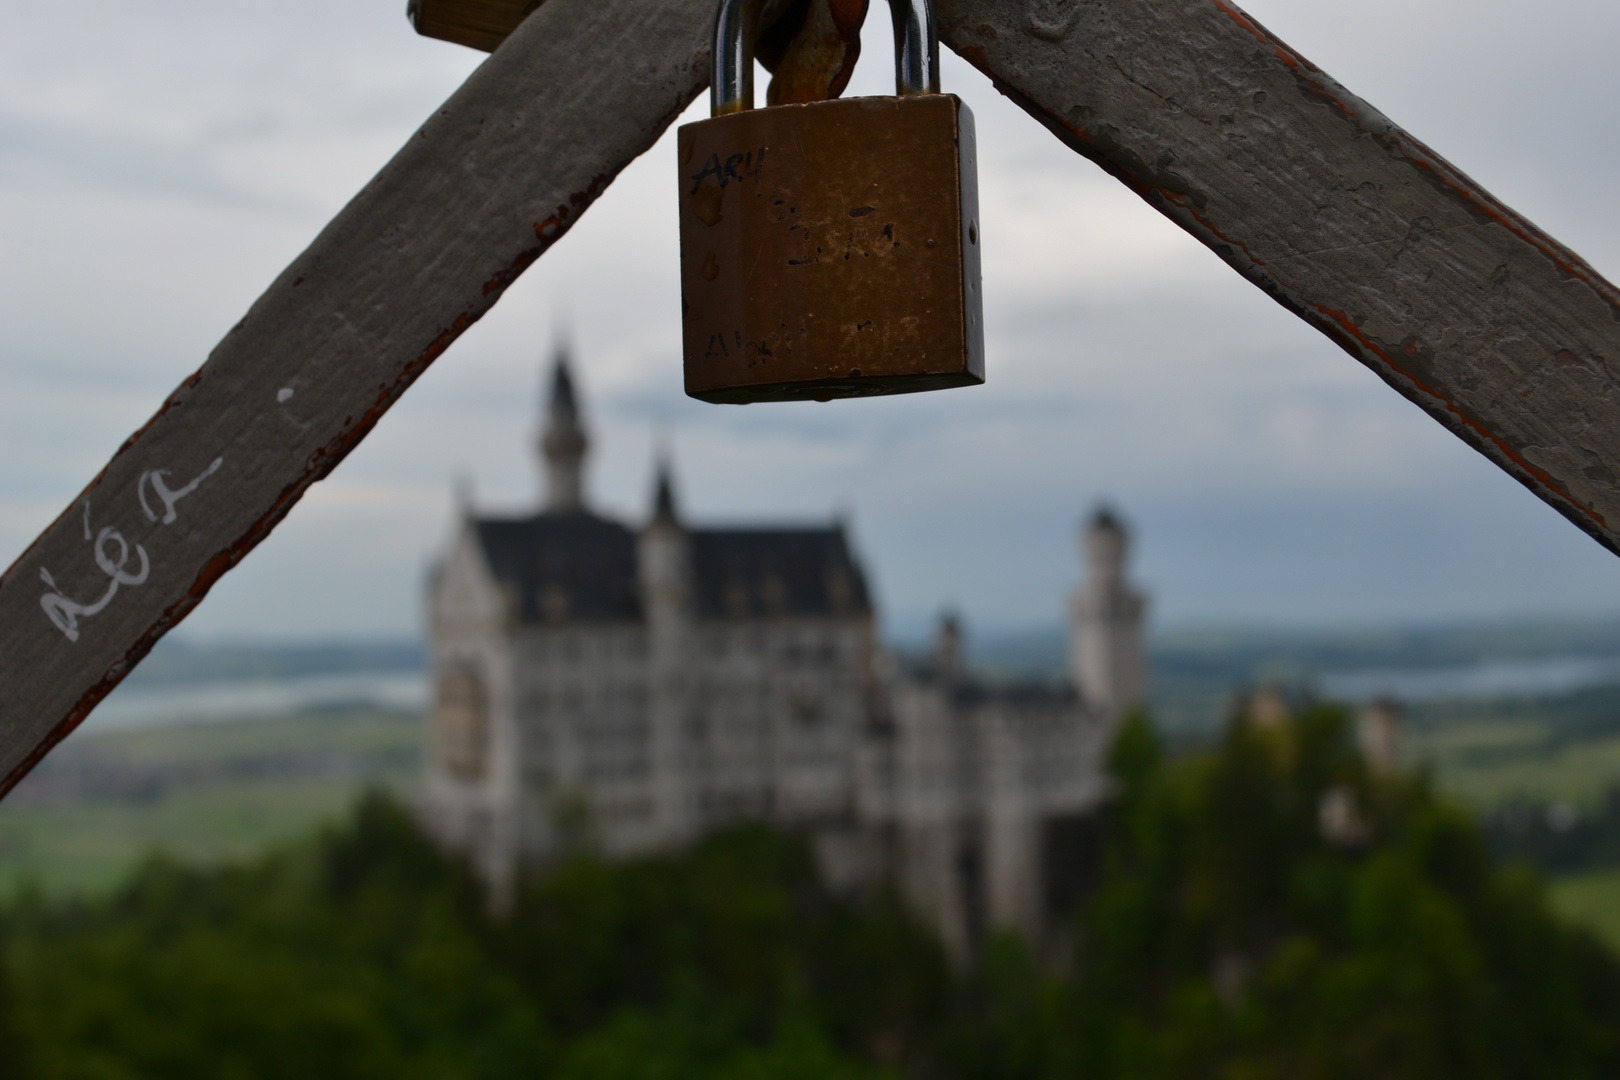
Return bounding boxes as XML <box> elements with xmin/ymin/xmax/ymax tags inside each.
<box><xmin>710</xmin><ymin>0</ymin><xmax>940</xmax><ymax>116</ymax></box>
<box><xmin>711</xmin><ymin>0</ymin><xmax>759</xmax><ymax>117</ymax></box>
<box><xmin>887</xmin><ymin>0</ymin><xmax>940</xmax><ymax>98</ymax></box>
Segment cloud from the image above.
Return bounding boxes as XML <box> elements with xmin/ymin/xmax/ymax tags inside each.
<box><xmin>2</xmin><ymin>0</ymin><xmax>1618</xmax><ymax>643</ymax></box>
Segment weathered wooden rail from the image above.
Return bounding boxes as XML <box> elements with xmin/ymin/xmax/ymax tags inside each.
<box><xmin>939</xmin><ymin>0</ymin><xmax>1620</xmax><ymax>552</ymax></box>
<box><xmin>0</xmin><ymin>0</ymin><xmax>718</xmax><ymax>794</ymax></box>
<box><xmin>1</xmin><ymin>0</ymin><xmax>1615</xmax><ymax>795</ymax></box>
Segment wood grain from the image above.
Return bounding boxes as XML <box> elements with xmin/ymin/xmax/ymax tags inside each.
<box><xmin>409</xmin><ymin>0</ymin><xmax>547</xmax><ymax>55</ymax></box>
<box><xmin>4</xmin><ymin>0</ymin><xmax>1618</xmax><ymax>797</ymax></box>
<box><xmin>401</xmin><ymin>0</ymin><xmax>1620</xmax><ymax>554</ymax></box>
<box><xmin>942</xmin><ymin>0</ymin><xmax>1620</xmax><ymax>553</ymax></box>
<box><xmin>0</xmin><ymin>0</ymin><xmax>715</xmax><ymax>796</ymax></box>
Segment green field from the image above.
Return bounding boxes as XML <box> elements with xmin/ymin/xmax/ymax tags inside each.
<box><xmin>0</xmin><ymin>709</ymin><xmax>421</xmax><ymax>899</ymax></box>
<box><xmin>60</xmin><ymin>708</ymin><xmax>423</xmax><ymax>767</ymax></box>
<box><xmin>1406</xmin><ymin>685</ymin><xmax>1620</xmax><ymax>809</ymax></box>
<box><xmin>5</xmin><ymin>673</ymin><xmax>1620</xmax><ymax>956</ymax></box>
<box><xmin>1409</xmin><ymin>725</ymin><xmax>1620</xmax><ymax>809</ymax></box>
<box><xmin>1550</xmin><ymin>868</ymin><xmax>1620</xmax><ymax>953</ymax></box>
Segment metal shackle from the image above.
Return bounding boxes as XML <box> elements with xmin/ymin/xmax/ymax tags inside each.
<box><xmin>711</xmin><ymin>0</ymin><xmax>941</xmax><ymax>116</ymax></box>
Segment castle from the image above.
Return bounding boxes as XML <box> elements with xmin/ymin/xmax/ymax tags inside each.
<box><xmin>419</xmin><ymin>350</ymin><xmax>1148</xmax><ymax>959</ymax></box>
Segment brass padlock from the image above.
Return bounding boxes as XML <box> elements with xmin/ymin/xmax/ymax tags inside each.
<box><xmin>679</xmin><ymin>0</ymin><xmax>983</xmax><ymax>404</ymax></box>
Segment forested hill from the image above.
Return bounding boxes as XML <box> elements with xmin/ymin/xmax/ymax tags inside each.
<box><xmin>3</xmin><ymin>706</ymin><xmax>1618</xmax><ymax>1079</ymax></box>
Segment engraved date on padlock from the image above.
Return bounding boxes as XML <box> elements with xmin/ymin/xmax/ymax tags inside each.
<box><xmin>678</xmin><ymin>0</ymin><xmax>984</xmax><ymax>404</ymax></box>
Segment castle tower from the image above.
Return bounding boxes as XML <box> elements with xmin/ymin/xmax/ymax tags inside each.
<box><xmin>1069</xmin><ymin>507</ymin><xmax>1148</xmax><ymax>717</ymax></box>
<box><xmin>1357</xmin><ymin>697</ymin><xmax>1403</xmax><ymax>774</ymax></box>
<box><xmin>537</xmin><ymin>345</ymin><xmax>588</xmax><ymax>512</ymax></box>
<box><xmin>638</xmin><ymin>455</ymin><xmax>693</xmax><ymax>847</ymax></box>
<box><xmin>639</xmin><ymin>457</ymin><xmax>688</xmax><ymax>616</ymax></box>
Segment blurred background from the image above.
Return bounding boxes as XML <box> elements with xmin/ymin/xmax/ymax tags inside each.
<box><xmin>3</xmin><ymin>0</ymin><xmax>1620</xmax><ymax>1075</ymax></box>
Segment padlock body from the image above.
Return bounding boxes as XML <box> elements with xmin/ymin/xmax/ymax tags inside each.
<box><xmin>678</xmin><ymin>95</ymin><xmax>983</xmax><ymax>404</ymax></box>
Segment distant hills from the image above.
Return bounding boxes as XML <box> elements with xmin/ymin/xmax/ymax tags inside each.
<box><xmin>117</xmin><ymin>639</ymin><xmax>425</xmax><ymax>689</ymax></box>
<box><xmin>965</xmin><ymin>617</ymin><xmax>1620</xmax><ymax>739</ymax></box>
<box><xmin>14</xmin><ymin>619</ymin><xmax>1620</xmax><ymax>921</ymax></box>
<box><xmin>116</xmin><ymin>618</ymin><xmax>1620</xmax><ymax>740</ymax></box>
<box><xmin>967</xmin><ymin>616</ymin><xmax>1620</xmax><ymax>681</ymax></box>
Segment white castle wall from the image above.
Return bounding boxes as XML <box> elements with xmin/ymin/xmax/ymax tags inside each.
<box><xmin>419</xmin><ymin>355</ymin><xmax>1148</xmax><ymax>958</ymax></box>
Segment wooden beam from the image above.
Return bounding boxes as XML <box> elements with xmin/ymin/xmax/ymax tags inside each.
<box><xmin>4</xmin><ymin>0</ymin><xmax>1618</xmax><ymax>797</ymax></box>
<box><xmin>409</xmin><ymin>0</ymin><xmax>548</xmax><ymax>55</ymax></box>
<box><xmin>0</xmin><ymin>0</ymin><xmax>715</xmax><ymax>796</ymax></box>
<box><xmin>940</xmin><ymin>0</ymin><xmax>1620</xmax><ymax>554</ymax></box>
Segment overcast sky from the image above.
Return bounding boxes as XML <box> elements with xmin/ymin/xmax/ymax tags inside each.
<box><xmin>3</xmin><ymin>0</ymin><xmax>1619</xmax><ymax>643</ymax></box>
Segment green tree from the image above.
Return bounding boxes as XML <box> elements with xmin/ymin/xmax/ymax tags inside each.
<box><xmin>492</xmin><ymin>824</ymin><xmax>949</xmax><ymax>1070</ymax></box>
<box><xmin>5</xmin><ymin>712</ymin><xmax>1619</xmax><ymax>1080</ymax></box>
<box><xmin>6</xmin><ymin>795</ymin><xmax>549</xmax><ymax>1080</ymax></box>
<box><xmin>1048</xmin><ymin>707</ymin><xmax>1620</xmax><ymax>1080</ymax></box>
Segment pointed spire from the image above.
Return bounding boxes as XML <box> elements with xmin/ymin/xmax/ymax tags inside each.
<box><xmin>934</xmin><ymin>611</ymin><xmax>964</xmax><ymax>684</ymax></box>
<box><xmin>452</xmin><ymin>471</ymin><xmax>475</xmax><ymax>517</ymax></box>
<box><xmin>538</xmin><ymin>339</ymin><xmax>588</xmax><ymax>513</ymax></box>
<box><xmin>549</xmin><ymin>354</ymin><xmax>578</xmax><ymax>419</ymax></box>
<box><xmin>650</xmin><ymin>453</ymin><xmax>679</xmax><ymax>525</ymax></box>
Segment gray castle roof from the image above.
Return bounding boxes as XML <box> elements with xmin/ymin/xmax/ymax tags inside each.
<box><xmin>471</xmin><ymin>514</ymin><xmax>872</xmax><ymax>623</ymax></box>
<box><xmin>689</xmin><ymin>528</ymin><xmax>871</xmax><ymax>618</ymax></box>
<box><xmin>475</xmin><ymin>514</ymin><xmax>641</xmax><ymax>621</ymax></box>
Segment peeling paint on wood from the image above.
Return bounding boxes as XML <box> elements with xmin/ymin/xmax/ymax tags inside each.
<box><xmin>0</xmin><ymin>0</ymin><xmax>715</xmax><ymax>797</ymax></box>
<box><xmin>939</xmin><ymin>0</ymin><xmax>1620</xmax><ymax>550</ymax></box>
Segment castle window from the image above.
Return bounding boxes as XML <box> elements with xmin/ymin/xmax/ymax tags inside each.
<box><xmin>437</xmin><ymin>664</ymin><xmax>489</xmax><ymax>782</ymax></box>
<box><xmin>826</xmin><ymin>568</ymin><xmax>854</xmax><ymax>612</ymax></box>
<box><xmin>541</xmin><ymin>586</ymin><xmax>570</xmax><ymax>622</ymax></box>
<box><xmin>724</xmin><ymin>580</ymin><xmax>751</xmax><ymax>618</ymax></box>
<box><xmin>790</xmin><ymin>691</ymin><xmax>823</xmax><ymax>727</ymax></box>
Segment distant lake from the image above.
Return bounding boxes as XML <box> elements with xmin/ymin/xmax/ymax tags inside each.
<box><xmin>1319</xmin><ymin>654</ymin><xmax>1620</xmax><ymax>703</ymax></box>
<box><xmin>76</xmin><ymin>648</ymin><xmax>1620</xmax><ymax>735</ymax></box>
<box><xmin>87</xmin><ymin>672</ymin><xmax>428</xmax><ymax>733</ymax></box>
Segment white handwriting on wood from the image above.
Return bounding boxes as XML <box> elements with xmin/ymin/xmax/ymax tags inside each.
<box><xmin>138</xmin><ymin>458</ymin><xmax>223</xmax><ymax>525</ymax></box>
<box><xmin>38</xmin><ymin>458</ymin><xmax>224</xmax><ymax>643</ymax></box>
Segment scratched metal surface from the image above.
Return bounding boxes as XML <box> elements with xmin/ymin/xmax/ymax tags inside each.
<box><xmin>0</xmin><ymin>0</ymin><xmax>714</xmax><ymax>795</ymax></box>
<box><xmin>941</xmin><ymin>0</ymin><xmax>1620</xmax><ymax>554</ymax></box>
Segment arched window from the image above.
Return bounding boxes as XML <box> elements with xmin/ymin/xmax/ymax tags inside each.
<box><xmin>437</xmin><ymin>664</ymin><xmax>489</xmax><ymax>781</ymax></box>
